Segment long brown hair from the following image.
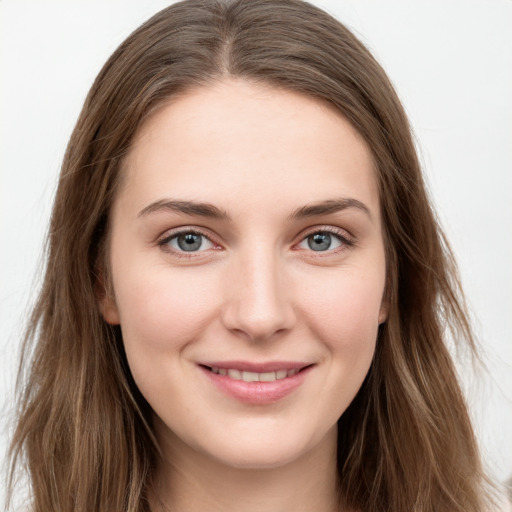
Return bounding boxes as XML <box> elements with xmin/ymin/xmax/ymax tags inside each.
<box><xmin>8</xmin><ymin>0</ymin><xmax>493</xmax><ymax>510</ymax></box>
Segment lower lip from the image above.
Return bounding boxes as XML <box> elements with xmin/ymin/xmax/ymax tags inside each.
<box><xmin>200</xmin><ymin>366</ymin><xmax>312</xmax><ymax>404</ymax></box>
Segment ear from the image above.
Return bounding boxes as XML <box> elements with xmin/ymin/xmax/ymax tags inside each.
<box><xmin>99</xmin><ymin>292</ymin><xmax>120</xmax><ymax>325</ymax></box>
<box><xmin>95</xmin><ymin>272</ymin><xmax>120</xmax><ymax>325</ymax></box>
<box><xmin>378</xmin><ymin>269</ymin><xmax>392</xmax><ymax>325</ymax></box>
<box><xmin>378</xmin><ymin>298</ymin><xmax>389</xmax><ymax>325</ymax></box>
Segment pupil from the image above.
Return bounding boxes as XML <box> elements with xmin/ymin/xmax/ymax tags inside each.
<box><xmin>308</xmin><ymin>233</ymin><xmax>331</xmax><ymax>251</ymax></box>
<box><xmin>177</xmin><ymin>233</ymin><xmax>202</xmax><ymax>251</ymax></box>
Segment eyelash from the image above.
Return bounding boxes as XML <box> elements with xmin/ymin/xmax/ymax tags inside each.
<box><xmin>296</xmin><ymin>226</ymin><xmax>354</xmax><ymax>256</ymax></box>
<box><xmin>157</xmin><ymin>228</ymin><xmax>220</xmax><ymax>259</ymax></box>
<box><xmin>157</xmin><ymin>226</ymin><xmax>354</xmax><ymax>259</ymax></box>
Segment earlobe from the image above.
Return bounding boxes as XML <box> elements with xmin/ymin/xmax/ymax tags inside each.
<box><xmin>378</xmin><ymin>300</ymin><xmax>389</xmax><ymax>325</ymax></box>
<box><xmin>379</xmin><ymin>273</ymin><xmax>392</xmax><ymax>325</ymax></box>
<box><xmin>94</xmin><ymin>272</ymin><xmax>120</xmax><ymax>325</ymax></box>
<box><xmin>99</xmin><ymin>294</ymin><xmax>120</xmax><ymax>325</ymax></box>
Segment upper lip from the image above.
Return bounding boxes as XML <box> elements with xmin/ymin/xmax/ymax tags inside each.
<box><xmin>199</xmin><ymin>361</ymin><xmax>312</xmax><ymax>373</ymax></box>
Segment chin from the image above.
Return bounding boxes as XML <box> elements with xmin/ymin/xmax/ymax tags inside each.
<box><xmin>220</xmin><ymin>445</ymin><xmax>302</xmax><ymax>470</ymax></box>
<box><xmin>194</xmin><ymin>423</ymin><xmax>337</xmax><ymax>471</ymax></box>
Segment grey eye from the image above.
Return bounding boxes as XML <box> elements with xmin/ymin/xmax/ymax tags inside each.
<box><xmin>307</xmin><ymin>233</ymin><xmax>332</xmax><ymax>251</ymax></box>
<box><xmin>177</xmin><ymin>233</ymin><xmax>202</xmax><ymax>251</ymax></box>
<box><xmin>168</xmin><ymin>232</ymin><xmax>214</xmax><ymax>252</ymax></box>
<box><xmin>298</xmin><ymin>231</ymin><xmax>344</xmax><ymax>252</ymax></box>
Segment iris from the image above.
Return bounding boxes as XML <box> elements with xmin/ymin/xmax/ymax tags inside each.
<box><xmin>307</xmin><ymin>233</ymin><xmax>332</xmax><ymax>251</ymax></box>
<box><xmin>177</xmin><ymin>233</ymin><xmax>203</xmax><ymax>251</ymax></box>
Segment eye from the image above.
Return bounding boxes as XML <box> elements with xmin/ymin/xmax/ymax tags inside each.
<box><xmin>162</xmin><ymin>231</ymin><xmax>215</xmax><ymax>252</ymax></box>
<box><xmin>297</xmin><ymin>230</ymin><xmax>350</xmax><ymax>252</ymax></box>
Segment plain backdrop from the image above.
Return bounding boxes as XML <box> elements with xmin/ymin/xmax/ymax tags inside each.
<box><xmin>1</xmin><ymin>0</ymin><xmax>511</xmax><ymax>504</ymax></box>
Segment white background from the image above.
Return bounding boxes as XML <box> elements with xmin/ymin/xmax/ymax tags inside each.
<box><xmin>1</xmin><ymin>0</ymin><xmax>511</xmax><ymax>505</ymax></box>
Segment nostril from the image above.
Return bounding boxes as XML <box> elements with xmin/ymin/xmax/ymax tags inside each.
<box><xmin>221</xmin><ymin>299</ymin><xmax>296</xmax><ymax>341</ymax></box>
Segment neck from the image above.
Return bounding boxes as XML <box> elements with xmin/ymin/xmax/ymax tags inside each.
<box><xmin>150</xmin><ymin>423</ymin><xmax>341</xmax><ymax>512</ymax></box>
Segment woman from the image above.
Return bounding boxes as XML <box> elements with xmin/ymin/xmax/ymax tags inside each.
<box><xmin>7</xmin><ymin>0</ymin><xmax>498</xmax><ymax>510</ymax></box>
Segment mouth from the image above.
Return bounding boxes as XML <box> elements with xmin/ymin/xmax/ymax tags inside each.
<box><xmin>198</xmin><ymin>362</ymin><xmax>314</xmax><ymax>404</ymax></box>
<box><xmin>202</xmin><ymin>365</ymin><xmax>305</xmax><ymax>382</ymax></box>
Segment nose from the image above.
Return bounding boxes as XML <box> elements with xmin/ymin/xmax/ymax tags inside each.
<box><xmin>221</xmin><ymin>247</ymin><xmax>296</xmax><ymax>342</ymax></box>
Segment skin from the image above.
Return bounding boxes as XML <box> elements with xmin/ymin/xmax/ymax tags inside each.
<box><xmin>101</xmin><ymin>79</ymin><xmax>387</xmax><ymax>512</ymax></box>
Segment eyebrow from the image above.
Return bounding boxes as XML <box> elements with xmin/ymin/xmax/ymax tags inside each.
<box><xmin>288</xmin><ymin>198</ymin><xmax>372</xmax><ymax>221</ymax></box>
<box><xmin>137</xmin><ymin>197</ymin><xmax>371</xmax><ymax>221</ymax></box>
<box><xmin>138</xmin><ymin>199</ymin><xmax>230</xmax><ymax>219</ymax></box>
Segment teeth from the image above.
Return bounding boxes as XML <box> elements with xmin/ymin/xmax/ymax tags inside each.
<box><xmin>227</xmin><ymin>369</ymin><xmax>242</xmax><ymax>380</ymax></box>
<box><xmin>210</xmin><ymin>367</ymin><xmax>301</xmax><ymax>381</ymax></box>
<box><xmin>242</xmin><ymin>371</ymin><xmax>259</xmax><ymax>382</ymax></box>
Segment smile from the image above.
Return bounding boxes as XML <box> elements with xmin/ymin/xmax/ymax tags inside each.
<box><xmin>199</xmin><ymin>362</ymin><xmax>313</xmax><ymax>404</ymax></box>
<box><xmin>208</xmin><ymin>367</ymin><xmax>299</xmax><ymax>382</ymax></box>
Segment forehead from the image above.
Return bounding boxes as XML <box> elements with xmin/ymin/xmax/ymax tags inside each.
<box><xmin>119</xmin><ymin>80</ymin><xmax>379</xmax><ymax>219</ymax></box>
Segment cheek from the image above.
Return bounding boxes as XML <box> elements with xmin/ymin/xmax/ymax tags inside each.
<box><xmin>285</xmin><ymin>267</ymin><xmax>383</xmax><ymax>429</ymax></box>
<box><xmin>112</xmin><ymin>264</ymin><xmax>222</xmax><ymax>402</ymax></box>
<box><xmin>297</xmin><ymin>268</ymin><xmax>384</xmax><ymax>343</ymax></box>
<box><xmin>112</xmin><ymin>262</ymin><xmax>220</xmax><ymax>351</ymax></box>
<box><xmin>293</xmin><ymin>264</ymin><xmax>384</xmax><ymax>399</ymax></box>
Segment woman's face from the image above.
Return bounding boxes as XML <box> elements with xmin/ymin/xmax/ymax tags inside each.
<box><xmin>101</xmin><ymin>80</ymin><xmax>387</xmax><ymax>470</ymax></box>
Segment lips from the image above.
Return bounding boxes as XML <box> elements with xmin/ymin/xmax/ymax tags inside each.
<box><xmin>209</xmin><ymin>366</ymin><xmax>299</xmax><ymax>382</ymax></box>
<box><xmin>199</xmin><ymin>361</ymin><xmax>313</xmax><ymax>404</ymax></box>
